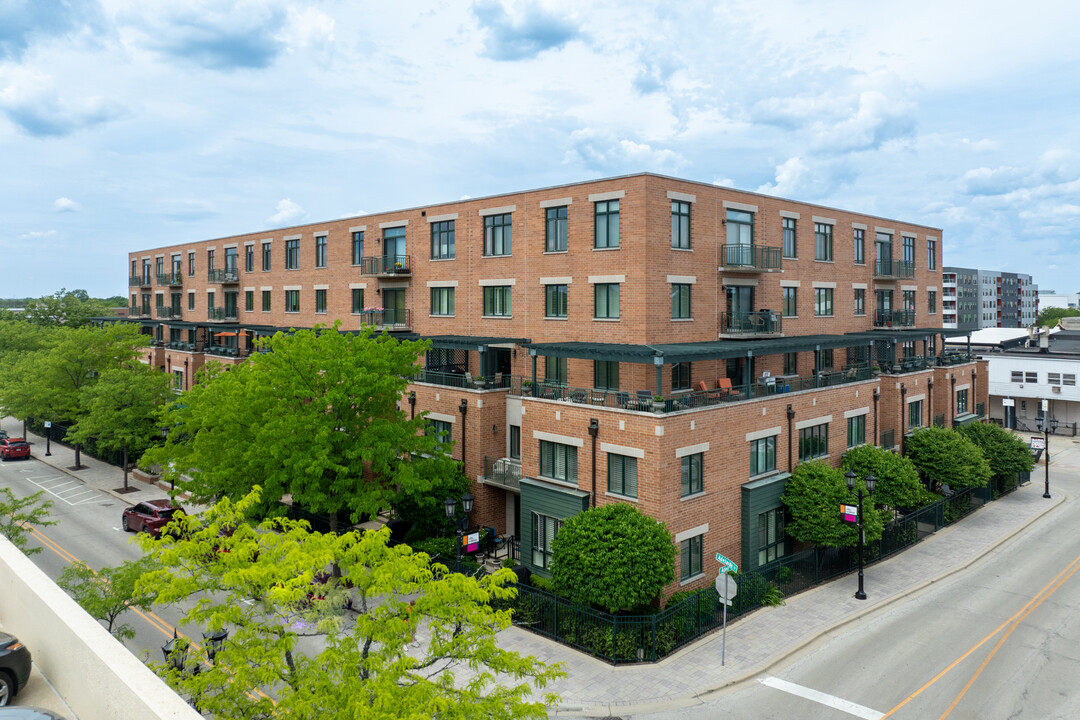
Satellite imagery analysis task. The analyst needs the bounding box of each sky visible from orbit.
[1,0,1079,298]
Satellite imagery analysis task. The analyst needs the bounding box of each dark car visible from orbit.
[0,708,71,719]
[0,632,32,706]
[121,499,181,537]
[0,439,30,461]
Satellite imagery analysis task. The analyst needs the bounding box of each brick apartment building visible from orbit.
[123,172,986,595]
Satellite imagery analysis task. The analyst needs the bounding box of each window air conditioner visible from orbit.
[1053,386,1062,393]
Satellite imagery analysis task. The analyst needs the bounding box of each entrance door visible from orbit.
[383,227,406,272]
[485,348,512,380]
[725,285,754,332]
[876,234,892,274]
[876,289,893,326]
[382,288,406,326]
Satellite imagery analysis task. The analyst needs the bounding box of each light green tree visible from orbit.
[0,488,57,555]
[58,558,157,641]
[22,288,115,328]
[138,489,563,720]
[141,323,459,528]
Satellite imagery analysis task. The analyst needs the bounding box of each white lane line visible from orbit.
[760,677,884,720]
[22,476,98,507]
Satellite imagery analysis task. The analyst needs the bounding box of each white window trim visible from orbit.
[812,281,837,289]
[479,278,517,287]
[795,415,833,431]
[667,190,696,203]
[779,210,801,219]
[722,200,758,213]
[426,280,459,288]
[478,205,516,217]
[540,276,573,285]
[348,225,367,232]
[852,223,868,230]
[675,442,710,458]
[348,283,366,289]
[843,407,870,419]
[533,430,584,447]
[667,275,697,285]
[427,412,456,424]
[906,394,926,404]
[588,190,625,202]
[780,280,801,288]
[426,213,458,223]
[539,197,572,208]
[745,426,782,442]
[378,220,409,229]
[588,275,626,284]
[812,216,836,225]
[599,442,645,459]
[674,524,709,543]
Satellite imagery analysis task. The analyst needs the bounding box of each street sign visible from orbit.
[1043,399,1049,412]
[715,572,738,604]
[841,504,858,523]
[715,552,738,574]
[44,421,52,428]
[1030,437,1046,450]
[462,532,481,553]
[1002,398,1015,407]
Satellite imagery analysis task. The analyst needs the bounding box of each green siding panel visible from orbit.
[740,472,790,572]
[519,477,590,576]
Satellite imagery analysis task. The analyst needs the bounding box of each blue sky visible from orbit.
[2,0,1078,298]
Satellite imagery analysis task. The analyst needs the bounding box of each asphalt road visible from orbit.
[622,467,1080,720]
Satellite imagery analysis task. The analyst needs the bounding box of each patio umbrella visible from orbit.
[214,331,237,337]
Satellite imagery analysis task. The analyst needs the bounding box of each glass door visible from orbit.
[382,288,406,325]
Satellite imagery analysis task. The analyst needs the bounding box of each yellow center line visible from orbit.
[883,550,1080,718]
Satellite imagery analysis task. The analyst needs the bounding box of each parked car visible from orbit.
[0,439,30,461]
[0,708,71,719]
[0,632,32,706]
[121,499,182,537]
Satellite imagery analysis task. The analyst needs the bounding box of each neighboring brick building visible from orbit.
[123,172,986,596]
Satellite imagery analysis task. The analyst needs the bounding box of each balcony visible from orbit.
[156,272,183,287]
[718,244,782,272]
[204,344,250,359]
[129,304,152,318]
[359,307,411,330]
[874,259,916,279]
[166,340,201,352]
[207,268,240,284]
[873,310,915,328]
[155,306,182,319]
[482,456,521,493]
[129,275,152,287]
[718,310,782,337]
[358,255,412,276]
[207,307,239,322]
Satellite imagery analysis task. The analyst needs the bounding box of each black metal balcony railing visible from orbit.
[719,244,782,272]
[155,306,181,319]
[897,260,915,278]
[207,268,240,284]
[204,344,249,358]
[128,275,144,287]
[207,307,239,322]
[359,308,411,330]
[880,428,896,448]
[719,310,782,335]
[873,310,915,328]
[937,352,974,366]
[358,255,412,276]
[167,340,201,352]
[482,456,522,492]
[156,272,183,286]
[873,259,916,278]
[412,369,470,388]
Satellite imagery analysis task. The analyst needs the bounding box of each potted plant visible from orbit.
[474,375,486,388]
[521,379,533,396]
[652,394,666,413]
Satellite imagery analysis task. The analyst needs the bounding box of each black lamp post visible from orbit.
[443,491,474,569]
[161,629,189,672]
[1038,414,1059,499]
[845,471,876,600]
[45,421,52,456]
[203,627,228,663]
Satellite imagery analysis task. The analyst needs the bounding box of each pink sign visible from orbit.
[840,504,858,523]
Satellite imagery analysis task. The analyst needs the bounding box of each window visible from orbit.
[594,199,620,248]
[155,293,164,309]
[155,257,164,277]
[285,239,300,269]
[671,284,691,319]
[680,535,703,581]
[681,453,703,497]
[784,352,797,376]
[509,425,521,459]
[799,423,828,460]
[750,436,776,476]
[847,415,866,448]
[285,289,299,313]
[188,293,195,310]
[594,283,620,319]
[545,356,567,384]
[607,454,637,498]
[351,231,364,265]
[814,223,833,261]
[782,287,797,317]
[908,400,923,430]
[819,349,834,371]
[854,288,866,316]
[956,388,969,415]
[244,290,254,312]
[672,200,691,249]
[206,291,215,309]
[532,513,562,569]
[726,209,753,244]
[545,206,567,252]
[351,288,363,314]
[1011,371,1023,383]
[594,360,619,390]
[903,290,916,312]
[758,508,786,566]
[483,213,512,256]
[431,220,455,260]
[262,242,272,271]
[245,245,254,273]
[315,289,327,314]
[430,287,454,316]
[902,236,915,267]
[1065,374,1077,386]
[188,251,195,277]
[262,290,272,312]
[426,419,452,444]
[545,284,567,318]
[671,361,691,391]
[854,229,865,265]
[782,217,796,258]
[814,288,833,316]
[482,286,511,316]
[928,290,937,314]
[539,440,577,483]
[315,236,327,268]
[928,238,937,270]
[207,249,215,270]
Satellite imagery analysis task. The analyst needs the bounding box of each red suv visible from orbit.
[0,439,30,461]
[121,499,182,537]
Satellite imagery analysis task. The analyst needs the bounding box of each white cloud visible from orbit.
[18,230,58,240]
[267,198,306,226]
[0,69,124,137]
[53,197,80,212]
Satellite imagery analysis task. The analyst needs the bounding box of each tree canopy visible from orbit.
[137,490,563,720]
[904,426,991,493]
[841,443,926,511]
[58,557,156,642]
[21,288,117,328]
[140,323,459,525]
[549,502,676,613]
[782,461,886,549]
[957,422,1035,482]
[1037,306,1080,328]
[0,488,57,555]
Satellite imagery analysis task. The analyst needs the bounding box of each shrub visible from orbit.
[841,444,923,512]
[905,427,991,494]
[958,422,1035,484]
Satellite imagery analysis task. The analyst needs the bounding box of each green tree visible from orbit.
[957,422,1035,485]
[549,503,676,613]
[1037,306,1080,328]
[782,461,886,549]
[138,489,563,720]
[0,488,57,555]
[58,558,157,641]
[392,467,471,540]
[905,426,991,494]
[66,365,172,490]
[22,288,115,328]
[141,323,459,527]
[841,444,926,513]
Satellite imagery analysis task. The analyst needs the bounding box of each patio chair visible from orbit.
[635,389,653,410]
[464,372,474,388]
[717,377,741,399]
[493,372,503,387]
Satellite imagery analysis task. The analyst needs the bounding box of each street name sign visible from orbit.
[715,552,738,574]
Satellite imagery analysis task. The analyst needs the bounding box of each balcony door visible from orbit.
[383,287,406,325]
[725,285,754,331]
[383,227,406,271]
[876,233,892,273]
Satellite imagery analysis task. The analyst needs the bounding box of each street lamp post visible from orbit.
[443,491,474,570]
[1038,413,1059,499]
[845,471,876,600]
[203,627,228,663]
[45,421,52,456]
